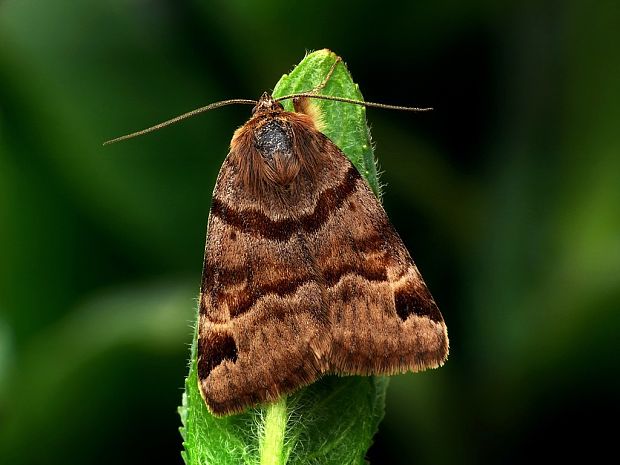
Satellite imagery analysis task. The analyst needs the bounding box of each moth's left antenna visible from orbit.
[103,99,258,146]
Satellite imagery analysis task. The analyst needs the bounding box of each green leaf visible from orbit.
[180,49,388,465]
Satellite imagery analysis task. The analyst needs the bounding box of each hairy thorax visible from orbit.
[227,95,339,217]
[230,108,326,200]
[254,117,300,186]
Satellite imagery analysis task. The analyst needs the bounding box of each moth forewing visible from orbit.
[196,94,448,416]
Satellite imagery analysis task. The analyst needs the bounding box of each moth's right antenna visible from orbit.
[275,93,433,112]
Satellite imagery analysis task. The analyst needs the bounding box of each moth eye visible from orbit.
[198,331,238,379]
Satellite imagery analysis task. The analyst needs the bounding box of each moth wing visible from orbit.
[309,140,449,375]
[197,155,328,416]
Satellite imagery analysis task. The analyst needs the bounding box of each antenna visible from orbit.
[103,92,432,146]
[275,93,433,112]
[103,99,257,146]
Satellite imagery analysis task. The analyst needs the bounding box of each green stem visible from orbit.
[259,396,288,465]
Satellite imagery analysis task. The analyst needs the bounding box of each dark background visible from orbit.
[1,1,618,464]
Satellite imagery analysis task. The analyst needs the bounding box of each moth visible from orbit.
[105,63,449,416]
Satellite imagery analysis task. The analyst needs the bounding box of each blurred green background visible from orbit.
[1,1,618,464]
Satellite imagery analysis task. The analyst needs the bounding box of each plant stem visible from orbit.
[259,396,288,465]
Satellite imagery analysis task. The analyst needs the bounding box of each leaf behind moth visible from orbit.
[180,49,388,465]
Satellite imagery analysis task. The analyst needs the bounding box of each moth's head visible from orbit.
[252,92,284,115]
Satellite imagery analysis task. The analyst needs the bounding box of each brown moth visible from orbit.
[196,93,449,416]
[104,66,449,417]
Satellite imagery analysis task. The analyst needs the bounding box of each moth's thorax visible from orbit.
[254,118,293,160]
[250,114,299,186]
[251,94,294,163]
[231,96,323,191]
